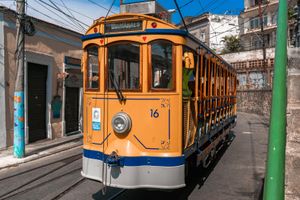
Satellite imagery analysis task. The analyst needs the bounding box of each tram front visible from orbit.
[81,14,186,189]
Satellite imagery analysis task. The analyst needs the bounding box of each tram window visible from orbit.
[151,41,173,89]
[182,46,196,97]
[86,45,99,89]
[108,43,140,90]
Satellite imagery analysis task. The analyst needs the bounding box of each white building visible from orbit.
[180,13,239,54]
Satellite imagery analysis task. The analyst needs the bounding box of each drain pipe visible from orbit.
[263,0,288,199]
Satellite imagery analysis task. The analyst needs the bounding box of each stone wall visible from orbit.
[237,90,272,119]
[285,48,300,200]
[221,49,274,119]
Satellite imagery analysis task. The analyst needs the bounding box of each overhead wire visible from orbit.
[209,2,270,40]
[49,0,94,20]
[196,0,221,15]
[29,0,83,32]
[59,0,86,29]
[34,0,81,30]
[38,0,89,28]
[26,3,79,32]
[49,0,86,32]
[87,0,117,14]
[178,0,195,9]
[208,0,231,14]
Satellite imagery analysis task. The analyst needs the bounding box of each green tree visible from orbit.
[221,35,241,54]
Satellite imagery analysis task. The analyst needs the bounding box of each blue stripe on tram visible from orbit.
[81,29,188,41]
[83,149,185,167]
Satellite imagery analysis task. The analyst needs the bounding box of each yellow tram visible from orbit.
[81,13,237,189]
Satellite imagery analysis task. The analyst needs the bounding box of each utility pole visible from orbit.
[263,0,287,199]
[14,0,25,158]
[258,0,267,85]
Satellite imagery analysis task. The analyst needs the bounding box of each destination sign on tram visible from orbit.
[105,21,142,33]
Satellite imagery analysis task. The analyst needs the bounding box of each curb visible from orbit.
[0,135,83,171]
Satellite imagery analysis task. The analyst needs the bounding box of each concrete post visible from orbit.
[13,0,25,158]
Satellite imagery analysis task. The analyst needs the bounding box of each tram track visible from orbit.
[52,183,127,200]
[0,155,82,200]
[0,153,82,182]
[0,150,128,200]
[50,177,87,200]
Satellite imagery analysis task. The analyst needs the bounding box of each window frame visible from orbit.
[148,40,176,92]
[85,44,100,92]
[105,41,143,92]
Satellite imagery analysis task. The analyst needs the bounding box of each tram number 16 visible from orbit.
[150,109,159,118]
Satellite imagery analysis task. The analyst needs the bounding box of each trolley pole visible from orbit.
[263,0,287,199]
[14,0,25,158]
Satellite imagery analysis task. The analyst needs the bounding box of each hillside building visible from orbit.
[180,13,240,54]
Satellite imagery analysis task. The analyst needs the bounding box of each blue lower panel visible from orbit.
[83,149,185,167]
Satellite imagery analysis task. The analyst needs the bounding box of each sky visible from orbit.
[0,0,244,33]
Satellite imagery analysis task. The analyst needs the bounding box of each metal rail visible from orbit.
[51,177,86,200]
[0,156,82,200]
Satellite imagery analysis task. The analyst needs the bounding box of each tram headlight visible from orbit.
[111,112,132,134]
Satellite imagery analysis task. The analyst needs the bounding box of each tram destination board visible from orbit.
[105,21,142,33]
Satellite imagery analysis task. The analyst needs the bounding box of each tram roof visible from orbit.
[83,13,235,72]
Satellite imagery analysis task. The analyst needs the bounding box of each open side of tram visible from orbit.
[81,13,237,189]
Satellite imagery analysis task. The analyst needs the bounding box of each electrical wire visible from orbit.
[49,0,86,32]
[49,0,94,20]
[196,0,221,15]
[209,1,271,40]
[38,0,89,27]
[178,0,195,10]
[87,0,117,14]
[26,3,80,32]
[32,0,81,32]
[59,0,85,29]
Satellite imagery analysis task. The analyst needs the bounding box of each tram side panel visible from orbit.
[182,50,237,166]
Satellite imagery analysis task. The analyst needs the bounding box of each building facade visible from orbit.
[240,0,279,51]
[0,7,83,149]
[181,13,239,53]
[221,0,297,116]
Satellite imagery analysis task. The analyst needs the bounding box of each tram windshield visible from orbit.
[151,40,173,89]
[108,43,140,90]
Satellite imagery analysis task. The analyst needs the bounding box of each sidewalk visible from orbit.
[0,134,83,171]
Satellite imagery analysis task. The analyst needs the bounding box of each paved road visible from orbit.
[0,112,268,200]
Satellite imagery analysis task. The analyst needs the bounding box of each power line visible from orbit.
[87,0,117,14]
[196,0,221,15]
[49,0,86,32]
[38,0,89,27]
[29,0,84,32]
[26,3,81,32]
[50,0,94,20]
[179,0,195,9]
[209,1,271,40]
[208,0,229,13]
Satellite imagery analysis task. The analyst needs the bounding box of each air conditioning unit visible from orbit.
[120,1,171,22]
